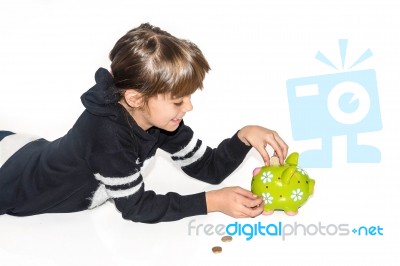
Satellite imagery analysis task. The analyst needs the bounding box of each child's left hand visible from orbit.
[238,125,288,165]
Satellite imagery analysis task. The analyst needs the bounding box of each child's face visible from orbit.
[134,93,193,132]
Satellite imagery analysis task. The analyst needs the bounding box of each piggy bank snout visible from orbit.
[309,179,315,195]
[253,167,261,176]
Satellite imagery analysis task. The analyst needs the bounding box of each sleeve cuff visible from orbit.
[180,192,208,217]
[230,130,252,156]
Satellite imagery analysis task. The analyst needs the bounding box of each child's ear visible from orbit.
[123,89,144,108]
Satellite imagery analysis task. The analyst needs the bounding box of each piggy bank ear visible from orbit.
[282,166,297,184]
[253,167,261,176]
[285,152,299,166]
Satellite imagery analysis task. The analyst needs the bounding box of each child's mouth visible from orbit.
[172,118,182,123]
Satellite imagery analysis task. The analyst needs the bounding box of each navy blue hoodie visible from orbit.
[0,68,251,223]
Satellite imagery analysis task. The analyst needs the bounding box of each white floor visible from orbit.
[1,153,399,266]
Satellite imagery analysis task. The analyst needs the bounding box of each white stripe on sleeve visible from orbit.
[173,143,207,167]
[171,135,198,158]
[106,182,143,198]
[94,172,140,186]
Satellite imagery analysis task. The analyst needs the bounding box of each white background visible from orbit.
[1,0,399,265]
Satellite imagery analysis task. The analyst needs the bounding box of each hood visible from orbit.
[81,68,121,118]
[80,68,156,141]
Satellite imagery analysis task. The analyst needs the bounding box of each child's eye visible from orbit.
[174,101,184,106]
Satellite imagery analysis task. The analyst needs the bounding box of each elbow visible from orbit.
[205,173,229,185]
[115,200,155,223]
[120,210,160,224]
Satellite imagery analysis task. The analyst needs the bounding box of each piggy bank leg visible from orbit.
[263,206,274,216]
[285,210,298,216]
[262,210,274,216]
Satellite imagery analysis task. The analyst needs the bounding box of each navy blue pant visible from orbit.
[0,131,14,141]
[0,130,15,215]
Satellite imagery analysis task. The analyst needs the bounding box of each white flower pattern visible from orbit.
[261,171,273,183]
[262,192,274,204]
[291,188,303,202]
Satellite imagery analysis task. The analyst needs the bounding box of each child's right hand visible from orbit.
[206,187,264,218]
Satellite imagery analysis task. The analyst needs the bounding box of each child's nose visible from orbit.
[183,97,193,112]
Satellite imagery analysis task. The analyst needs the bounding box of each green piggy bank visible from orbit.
[251,152,315,216]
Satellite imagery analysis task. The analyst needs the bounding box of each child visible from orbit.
[0,23,288,223]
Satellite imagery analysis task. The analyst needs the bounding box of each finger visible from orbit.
[233,186,260,199]
[266,137,286,165]
[238,203,264,218]
[250,204,265,217]
[233,188,263,208]
[254,145,270,165]
[242,196,263,208]
[273,133,289,164]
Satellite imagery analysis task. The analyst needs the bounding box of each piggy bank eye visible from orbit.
[306,181,309,184]
[298,181,301,184]
[265,186,269,189]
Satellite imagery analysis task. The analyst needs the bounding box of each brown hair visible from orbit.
[109,23,210,103]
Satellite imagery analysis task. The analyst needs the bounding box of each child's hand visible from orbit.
[206,187,264,218]
[238,125,288,165]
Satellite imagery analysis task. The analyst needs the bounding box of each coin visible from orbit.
[270,156,280,166]
[212,246,222,254]
[221,235,232,242]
